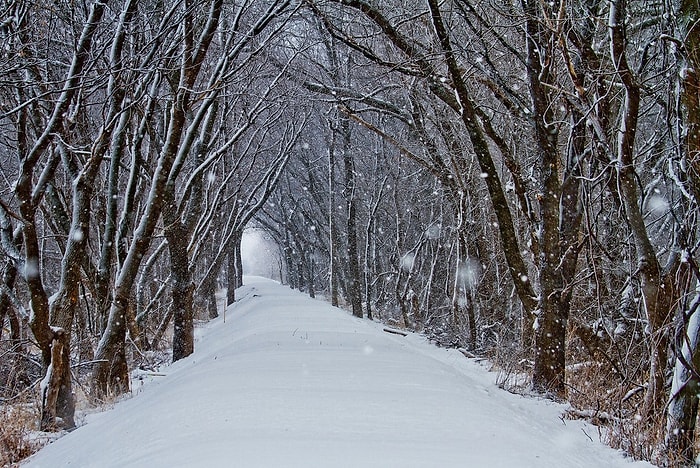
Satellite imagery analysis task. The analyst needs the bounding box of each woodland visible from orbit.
[1,0,699,466]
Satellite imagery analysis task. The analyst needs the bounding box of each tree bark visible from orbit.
[521,0,567,397]
[341,118,364,318]
[168,223,195,362]
[328,133,340,307]
[609,0,674,418]
[665,0,700,459]
[666,290,700,462]
[227,230,243,305]
[680,0,700,203]
[0,264,21,350]
[162,172,197,362]
[40,329,72,430]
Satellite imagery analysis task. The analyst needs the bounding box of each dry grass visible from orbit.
[562,328,684,466]
[483,323,678,466]
[490,347,532,394]
[0,396,53,467]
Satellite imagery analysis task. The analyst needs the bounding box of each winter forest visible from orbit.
[1,0,699,465]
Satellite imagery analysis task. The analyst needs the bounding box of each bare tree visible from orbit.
[665,0,700,461]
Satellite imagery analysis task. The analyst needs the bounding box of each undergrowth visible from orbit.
[1,396,45,467]
[467,319,691,467]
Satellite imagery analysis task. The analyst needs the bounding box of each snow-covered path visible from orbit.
[26,277,652,467]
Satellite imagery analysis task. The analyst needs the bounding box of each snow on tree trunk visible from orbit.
[40,328,74,430]
[665,0,700,459]
[167,221,195,362]
[666,290,700,462]
[521,0,567,397]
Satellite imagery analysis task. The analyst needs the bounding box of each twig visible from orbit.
[581,427,594,442]
[71,359,108,369]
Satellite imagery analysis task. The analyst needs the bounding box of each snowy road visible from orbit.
[26,277,652,467]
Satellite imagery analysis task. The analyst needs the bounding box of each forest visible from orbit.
[1,0,699,465]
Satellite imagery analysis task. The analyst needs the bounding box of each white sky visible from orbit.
[241,229,281,281]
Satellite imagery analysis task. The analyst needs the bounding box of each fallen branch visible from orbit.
[135,372,167,377]
[71,359,108,369]
[383,328,407,336]
[458,348,478,359]
[566,408,620,425]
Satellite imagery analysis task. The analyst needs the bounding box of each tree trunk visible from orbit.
[0,264,22,350]
[364,212,375,320]
[666,291,700,463]
[235,233,244,289]
[94,0,138,335]
[207,286,219,320]
[680,0,700,203]
[609,0,673,418]
[664,1,700,458]
[341,118,363,318]
[94,108,130,332]
[329,136,340,307]
[199,277,219,319]
[520,0,567,396]
[166,221,195,362]
[93,292,131,398]
[1,264,30,389]
[307,254,316,299]
[227,231,243,305]
[40,329,72,430]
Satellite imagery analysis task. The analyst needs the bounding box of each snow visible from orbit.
[645,195,669,215]
[399,252,415,271]
[25,277,653,467]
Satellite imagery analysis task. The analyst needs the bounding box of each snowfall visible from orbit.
[25,276,655,467]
